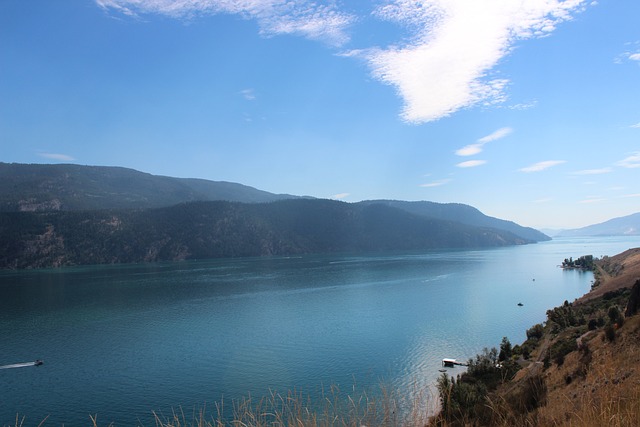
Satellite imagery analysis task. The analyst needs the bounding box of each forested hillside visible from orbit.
[361,200,550,242]
[0,199,534,269]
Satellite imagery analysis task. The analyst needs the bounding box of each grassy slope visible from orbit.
[475,247,640,427]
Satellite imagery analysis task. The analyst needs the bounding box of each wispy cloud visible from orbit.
[478,127,512,144]
[570,167,612,175]
[616,152,640,168]
[579,196,606,204]
[507,100,538,110]
[621,193,640,198]
[456,127,512,156]
[96,0,355,46]
[630,122,640,128]
[455,144,484,157]
[361,0,588,123]
[519,160,566,173]
[420,178,451,187]
[457,160,486,168]
[240,89,256,101]
[97,1,589,122]
[533,197,553,203]
[615,41,640,64]
[37,152,76,161]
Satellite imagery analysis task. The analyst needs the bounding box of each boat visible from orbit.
[34,360,43,366]
[517,302,523,306]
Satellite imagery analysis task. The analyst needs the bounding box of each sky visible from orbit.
[1,0,639,229]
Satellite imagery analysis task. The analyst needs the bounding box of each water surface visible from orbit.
[0,237,636,424]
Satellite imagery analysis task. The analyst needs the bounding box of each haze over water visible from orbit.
[1,237,636,425]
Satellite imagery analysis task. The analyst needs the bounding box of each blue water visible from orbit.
[0,237,637,425]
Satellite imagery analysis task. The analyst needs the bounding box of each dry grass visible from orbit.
[6,383,438,427]
[476,313,640,427]
[149,384,438,427]
[146,386,433,427]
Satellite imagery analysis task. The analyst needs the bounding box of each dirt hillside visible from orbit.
[479,247,640,427]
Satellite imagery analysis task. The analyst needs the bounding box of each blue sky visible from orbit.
[1,0,639,229]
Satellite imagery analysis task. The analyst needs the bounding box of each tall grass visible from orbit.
[151,383,438,427]
[7,383,438,427]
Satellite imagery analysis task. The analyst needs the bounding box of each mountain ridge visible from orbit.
[555,212,640,237]
[360,199,549,243]
[0,162,554,269]
[0,162,547,241]
[0,162,301,211]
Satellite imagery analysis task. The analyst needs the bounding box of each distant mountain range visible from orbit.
[0,162,551,269]
[551,212,640,237]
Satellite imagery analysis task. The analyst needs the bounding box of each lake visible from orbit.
[1,236,637,425]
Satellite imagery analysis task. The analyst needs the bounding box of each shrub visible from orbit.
[604,323,616,342]
[550,338,577,366]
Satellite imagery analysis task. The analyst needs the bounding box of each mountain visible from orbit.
[539,228,563,238]
[0,199,536,269]
[556,212,640,237]
[361,200,550,242]
[0,163,551,269]
[0,162,299,211]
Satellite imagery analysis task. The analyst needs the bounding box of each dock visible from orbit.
[442,358,467,368]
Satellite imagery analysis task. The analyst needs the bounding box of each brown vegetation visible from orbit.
[435,247,640,427]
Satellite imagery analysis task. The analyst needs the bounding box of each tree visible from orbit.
[499,337,512,361]
[526,323,544,340]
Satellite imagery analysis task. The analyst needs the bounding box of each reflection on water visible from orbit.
[0,237,635,425]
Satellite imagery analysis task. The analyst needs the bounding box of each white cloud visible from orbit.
[570,167,612,175]
[456,127,512,156]
[331,192,350,200]
[362,0,588,123]
[420,178,451,187]
[457,160,486,168]
[631,122,640,128]
[37,152,76,161]
[519,160,566,172]
[240,89,256,101]
[96,1,589,123]
[478,127,512,144]
[621,193,640,198]
[579,196,606,204]
[616,152,640,168]
[615,42,640,64]
[96,0,355,46]
[455,144,483,156]
[508,100,538,110]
